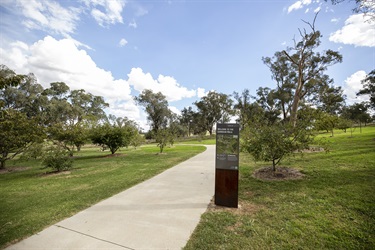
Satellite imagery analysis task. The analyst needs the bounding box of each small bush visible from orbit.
[42,146,73,172]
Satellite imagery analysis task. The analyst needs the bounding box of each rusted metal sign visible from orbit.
[215,123,239,208]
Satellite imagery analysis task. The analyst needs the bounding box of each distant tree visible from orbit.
[357,69,375,109]
[342,102,371,133]
[233,89,254,129]
[315,84,346,114]
[194,91,233,135]
[134,89,171,133]
[180,106,195,136]
[315,112,340,136]
[0,65,24,90]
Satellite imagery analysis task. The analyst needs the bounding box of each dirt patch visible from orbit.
[299,146,324,153]
[207,199,263,216]
[253,166,305,181]
[0,166,30,174]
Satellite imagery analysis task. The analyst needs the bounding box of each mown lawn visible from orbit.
[0,144,206,249]
[185,126,375,249]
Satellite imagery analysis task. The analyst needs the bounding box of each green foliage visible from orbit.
[0,109,44,169]
[242,122,311,171]
[155,128,171,153]
[91,123,136,154]
[130,133,145,149]
[134,89,171,133]
[0,65,24,90]
[42,145,73,172]
[357,69,375,109]
[194,91,234,135]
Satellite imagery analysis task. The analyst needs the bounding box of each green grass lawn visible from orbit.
[0,144,206,249]
[185,126,375,250]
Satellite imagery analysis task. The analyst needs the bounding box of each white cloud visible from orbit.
[0,36,139,123]
[331,18,340,23]
[343,70,369,104]
[197,88,208,98]
[119,38,128,47]
[169,106,181,115]
[127,68,197,102]
[329,14,375,47]
[6,0,81,36]
[129,19,137,28]
[287,0,312,13]
[82,0,125,26]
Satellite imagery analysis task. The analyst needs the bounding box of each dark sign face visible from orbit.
[215,123,239,170]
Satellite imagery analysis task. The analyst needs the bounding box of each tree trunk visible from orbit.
[272,160,276,172]
[290,94,300,128]
[0,160,5,170]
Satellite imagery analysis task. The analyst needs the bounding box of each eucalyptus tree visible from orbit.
[357,69,375,109]
[266,13,343,126]
[233,89,254,129]
[43,82,109,153]
[134,89,172,133]
[194,91,233,135]
[180,106,195,136]
[0,65,24,90]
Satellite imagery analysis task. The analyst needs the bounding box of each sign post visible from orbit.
[215,123,240,208]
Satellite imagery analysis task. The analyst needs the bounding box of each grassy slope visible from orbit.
[0,144,206,249]
[185,126,375,249]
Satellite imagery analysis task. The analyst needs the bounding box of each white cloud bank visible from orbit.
[343,70,369,104]
[6,0,81,36]
[127,68,197,102]
[329,14,375,47]
[0,36,200,130]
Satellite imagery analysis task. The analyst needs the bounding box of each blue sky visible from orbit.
[0,0,374,130]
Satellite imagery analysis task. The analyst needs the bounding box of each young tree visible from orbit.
[242,119,313,171]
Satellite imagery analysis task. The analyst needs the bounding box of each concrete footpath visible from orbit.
[7,145,215,250]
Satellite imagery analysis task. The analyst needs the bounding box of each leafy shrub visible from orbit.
[42,146,73,172]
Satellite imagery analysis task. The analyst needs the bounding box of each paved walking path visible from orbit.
[7,145,215,250]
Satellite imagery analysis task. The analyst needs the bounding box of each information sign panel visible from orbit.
[215,123,239,208]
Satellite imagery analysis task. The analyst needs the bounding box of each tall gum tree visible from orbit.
[281,13,343,126]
